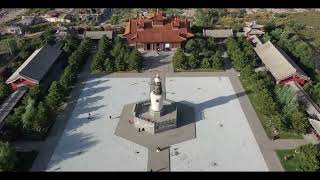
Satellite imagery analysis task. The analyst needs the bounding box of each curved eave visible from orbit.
[6,74,39,84]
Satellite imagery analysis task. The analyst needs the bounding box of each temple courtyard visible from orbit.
[46,76,268,171]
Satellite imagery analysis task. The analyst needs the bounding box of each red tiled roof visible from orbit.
[149,10,167,21]
[123,12,193,43]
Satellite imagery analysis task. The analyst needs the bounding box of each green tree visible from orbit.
[63,35,79,56]
[290,111,309,134]
[298,144,320,172]
[60,65,77,93]
[0,82,12,100]
[33,101,50,134]
[307,82,320,106]
[211,51,223,69]
[275,85,299,115]
[266,113,285,132]
[91,35,111,72]
[104,57,115,73]
[115,56,126,71]
[7,38,19,55]
[193,9,220,27]
[0,142,17,172]
[6,106,25,129]
[184,39,198,54]
[206,37,216,51]
[172,48,188,70]
[91,50,107,71]
[201,57,211,69]
[187,54,198,69]
[264,19,276,32]
[22,85,41,105]
[21,98,37,131]
[42,28,55,45]
[45,81,63,110]
[128,49,143,72]
[262,33,272,43]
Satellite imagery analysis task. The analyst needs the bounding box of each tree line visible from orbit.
[91,36,143,73]
[263,25,320,110]
[263,27,314,74]
[173,37,224,71]
[226,37,309,138]
[0,82,12,105]
[5,36,92,140]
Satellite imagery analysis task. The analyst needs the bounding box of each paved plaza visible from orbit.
[166,77,268,171]
[46,77,150,171]
[45,75,268,171]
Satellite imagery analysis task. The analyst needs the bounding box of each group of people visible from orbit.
[87,113,112,120]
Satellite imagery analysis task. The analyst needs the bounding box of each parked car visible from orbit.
[162,47,171,51]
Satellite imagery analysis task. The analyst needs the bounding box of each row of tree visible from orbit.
[0,82,12,104]
[193,9,246,28]
[226,37,257,71]
[227,37,309,137]
[173,37,224,71]
[296,144,320,171]
[0,142,17,172]
[274,85,309,134]
[304,82,320,107]
[91,36,143,73]
[262,27,320,110]
[263,27,314,74]
[6,37,91,138]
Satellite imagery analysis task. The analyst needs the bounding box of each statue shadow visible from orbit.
[176,91,249,127]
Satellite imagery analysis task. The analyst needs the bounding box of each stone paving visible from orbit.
[115,102,196,171]
[46,77,151,171]
[166,77,268,171]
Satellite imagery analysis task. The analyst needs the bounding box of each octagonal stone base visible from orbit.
[114,102,196,150]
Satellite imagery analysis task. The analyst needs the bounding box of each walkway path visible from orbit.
[148,148,170,172]
[12,55,94,171]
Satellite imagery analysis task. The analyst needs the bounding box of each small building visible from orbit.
[77,8,109,24]
[202,29,234,41]
[82,30,114,40]
[19,16,44,26]
[254,41,310,85]
[54,26,78,40]
[6,24,23,34]
[243,21,265,40]
[6,43,63,90]
[44,11,72,23]
[123,10,193,51]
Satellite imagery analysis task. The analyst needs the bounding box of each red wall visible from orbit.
[10,79,37,90]
[279,75,306,85]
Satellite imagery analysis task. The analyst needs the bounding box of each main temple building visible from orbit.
[123,10,193,51]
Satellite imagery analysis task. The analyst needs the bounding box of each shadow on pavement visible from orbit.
[177,91,248,126]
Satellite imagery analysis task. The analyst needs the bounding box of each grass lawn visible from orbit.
[276,149,302,172]
[239,78,303,140]
[15,151,38,172]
